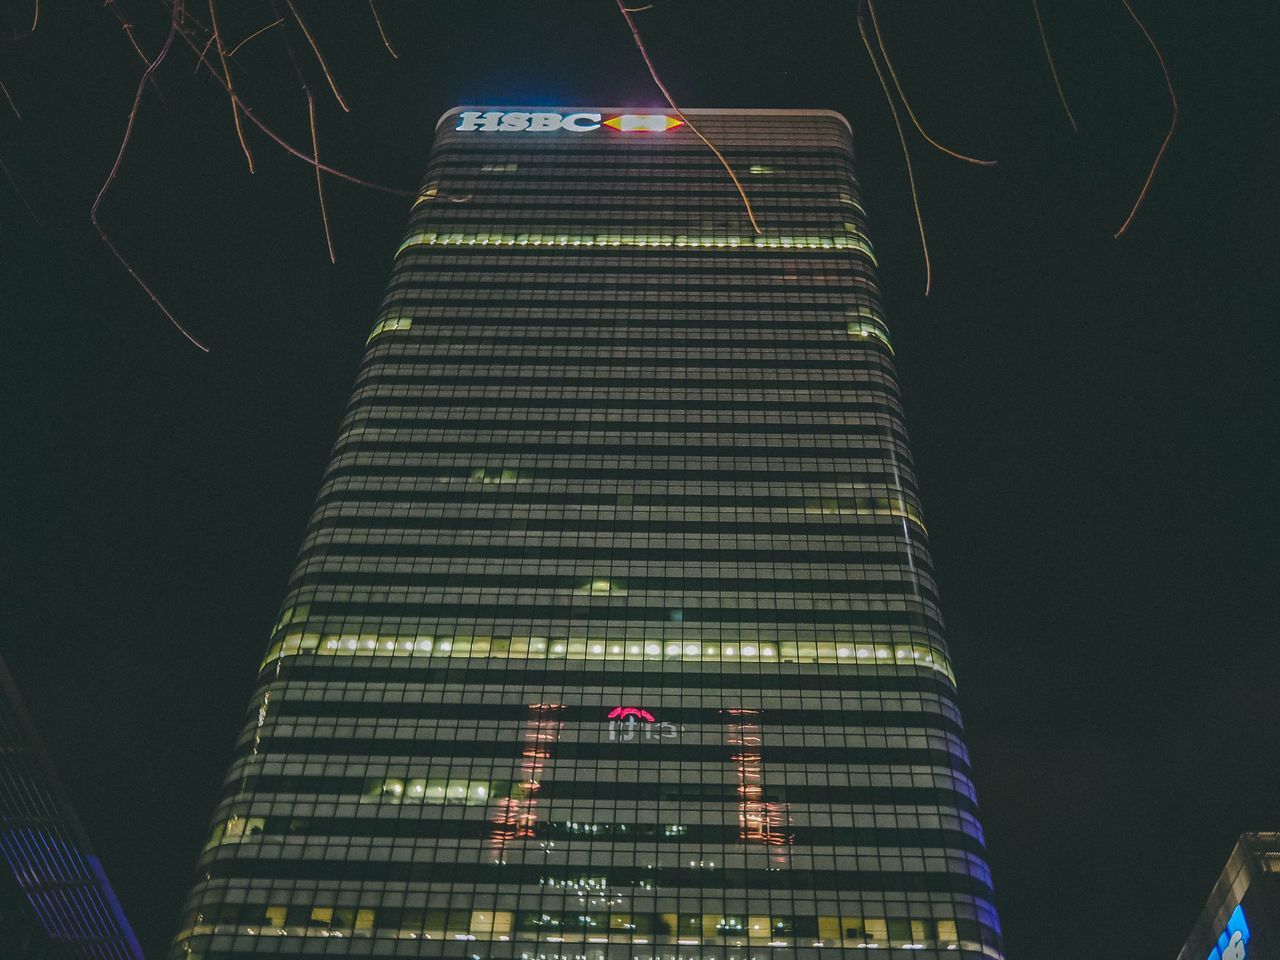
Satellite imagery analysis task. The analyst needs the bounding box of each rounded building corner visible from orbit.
[813,108,853,134]
[435,106,472,130]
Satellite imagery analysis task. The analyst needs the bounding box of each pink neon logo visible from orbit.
[607,707,655,722]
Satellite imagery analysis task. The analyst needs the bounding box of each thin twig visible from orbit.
[31,0,39,32]
[307,90,335,262]
[859,3,931,295]
[283,0,350,112]
[0,75,21,120]
[1032,0,1078,131]
[103,0,150,66]
[208,0,255,171]
[275,0,339,259]
[866,0,995,165]
[194,32,215,74]
[614,0,760,233]
[1114,0,1178,238]
[1,152,43,227]
[175,19,411,197]
[92,0,210,353]
[367,1,397,59]
[228,17,283,57]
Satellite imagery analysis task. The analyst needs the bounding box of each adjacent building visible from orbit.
[0,655,144,960]
[169,106,1004,959]
[1177,832,1280,960]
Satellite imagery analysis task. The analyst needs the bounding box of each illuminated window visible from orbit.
[366,315,412,343]
[846,317,893,353]
[469,467,526,483]
[262,630,954,681]
[578,578,624,596]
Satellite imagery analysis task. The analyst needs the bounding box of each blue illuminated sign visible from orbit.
[1207,905,1250,960]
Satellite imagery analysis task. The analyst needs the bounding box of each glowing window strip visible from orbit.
[800,497,925,531]
[366,316,412,343]
[261,633,954,682]
[395,231,877,264]
[178,906,977,949]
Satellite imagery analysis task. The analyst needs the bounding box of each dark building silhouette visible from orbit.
[1178,832,1280,960]
[0,656,143,960]
[170,106,1003,959]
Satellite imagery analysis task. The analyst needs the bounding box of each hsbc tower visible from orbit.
[169,106,1005,960]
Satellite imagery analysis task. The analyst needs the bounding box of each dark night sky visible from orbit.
[1,3,1277,957]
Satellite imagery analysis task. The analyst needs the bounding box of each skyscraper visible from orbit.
[1177,832,1279,960]
[169,106,1004,959]
[0,655,144,960]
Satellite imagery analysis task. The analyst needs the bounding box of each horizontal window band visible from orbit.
[306,513,924,538]
[384,279,877,296]
[358,345,880,363]
[361,322,890,339]
[341,417,905,442]
[282,573,937,604]
[412,180,863,195]
[384,248,860,267]
[414,186,865,201]
[261,700,962,733]
[312,487,920,510]
[397,233,876,262]
[420,178,859,193]
[294,542,929,573]
[344,396,904,416]
[258,634,952,683]
[409,212,870,229]
[199,858,992,897]
[387,256,879,273]
[329,442,911,463]
[240,737,967,773]
[321,462,912,486]
[428,163,858,178]
[376,296,885,314]
[176,905,995,954]
[304,512,931,542]
[223,772,976,813]
[357,336,892,356]
[263,661,956,694]
[353,372,899,393]
[276,601,941,630]
[432,143,856,160]
[204,816,985,855]
[379,304,884,320]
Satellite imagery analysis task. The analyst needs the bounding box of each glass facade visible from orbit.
[0,655,144,960]
[169,107,1003,960]
[1177,833,1280,960]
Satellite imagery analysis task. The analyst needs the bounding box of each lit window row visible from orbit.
[366,316,412,343]
[396,231,877,262]
[801,497,924,529]
[181,905,990,950]
[260,633,953,681]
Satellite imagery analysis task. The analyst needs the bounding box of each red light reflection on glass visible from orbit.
[724,708,793,855]
[488,703,564,857]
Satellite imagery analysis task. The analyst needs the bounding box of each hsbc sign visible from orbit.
[456,111,601,132]
[454,111,684,133]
